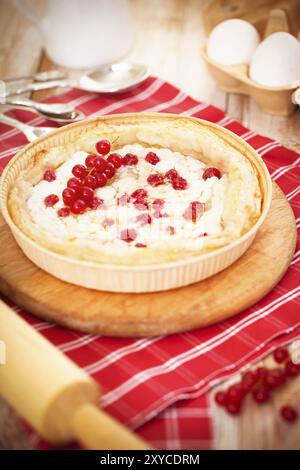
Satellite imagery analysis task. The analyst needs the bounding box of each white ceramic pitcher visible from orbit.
[12,0,134,69]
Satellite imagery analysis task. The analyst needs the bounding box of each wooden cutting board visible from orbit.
[0,183,296,337]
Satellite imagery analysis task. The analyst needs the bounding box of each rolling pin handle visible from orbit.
[70,403,152,450]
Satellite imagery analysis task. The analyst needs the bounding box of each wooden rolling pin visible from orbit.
[0,300,150,449]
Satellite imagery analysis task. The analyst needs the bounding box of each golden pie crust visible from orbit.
[8,114,262,265]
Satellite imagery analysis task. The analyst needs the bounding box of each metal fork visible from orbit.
[0,113,55,142]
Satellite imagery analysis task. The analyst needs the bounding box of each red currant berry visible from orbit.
[62,188,78,206]
[147,173,164,187]
[90,197,104,209]
[67,177,82,191]
[252,385,269,404]
[120,228,137,243]
[123,153,138,166]
[280,405,298,423]
[80,186,94,204]
[203,167,222,180]
[172,177,188,190]
[225,401,241,415]
[44,194,59,207]
[117,194,130,206]
[145,151,160,165]
[43,169,56,182]
[94,172,107,188]
[226,384,244,403]
[264,369,286,389]
[107,153,123,168]
[136,213,152,225]
[102,162,116,179]
[70,199,87,215]
[134,200,149,211]
[135,243,147,248]
[154,198,165,206]
[83,175,98,189]
[214,391,227,407]
[241,371,259,393]
[183,201,204,223]
[256,367,268,381]
[165,169,178,182]
[57,207,70,217]
[131,188,148,200]
[94,156,108,172]
[284,360,300,378]
[72,164,87,179]
[273,347,290,364]
[96,139,111,155]
[85,154,97,168]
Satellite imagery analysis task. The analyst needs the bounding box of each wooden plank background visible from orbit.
[0,0,299,450]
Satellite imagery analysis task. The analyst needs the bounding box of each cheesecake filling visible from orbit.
[26,144,227,253]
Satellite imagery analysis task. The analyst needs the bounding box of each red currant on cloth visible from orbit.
[145,151,160,165]
[57,207,70,217]
[225,401,241,416]
[72,164,86,179]
[226,384,244,403]
[70,199,87,215]
[147,173,164,187]
[44,194,59,207]
[107,153,123,168]
[43,169,56,182]
[123,153,138,166]
[273,347,290,364]
[284,360,300,377]
[280,405,298,423]
[96,139,111,155]
[263,369,286,390]
[214,391,227,407]
[202,167,222,180]
[252,385,270,404]
[241,370,259,392]
[120,228,137,243]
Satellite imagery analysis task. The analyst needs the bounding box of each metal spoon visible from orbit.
[0,113,54,141]
[1,97,85,123]
[3,63,149,97]
[4,70,67,83]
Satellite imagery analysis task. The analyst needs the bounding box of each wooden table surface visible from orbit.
[0,0,299,450]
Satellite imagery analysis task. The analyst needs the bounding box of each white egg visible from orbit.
[206,19,260,65]
[249,32,300,87]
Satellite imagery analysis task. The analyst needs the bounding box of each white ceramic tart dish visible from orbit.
[0,113,272,293]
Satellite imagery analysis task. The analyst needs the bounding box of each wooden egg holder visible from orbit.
[200,8,300,116]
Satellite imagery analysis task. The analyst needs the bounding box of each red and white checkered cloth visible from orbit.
[0,76,299,450]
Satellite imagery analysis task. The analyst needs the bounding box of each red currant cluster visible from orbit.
[214,346,299,423]
[43,139,139,216]
[147,166,221,191]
